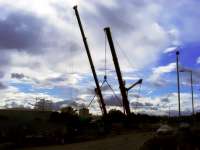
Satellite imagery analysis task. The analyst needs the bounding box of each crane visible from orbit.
[73,6,107,116]
[126,79,143,92]
[104,27,130,115]
[104,27,142,116]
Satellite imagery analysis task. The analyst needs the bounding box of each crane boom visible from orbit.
[73,6,107,116]
[126,79,143,91]
[104,27,131,116]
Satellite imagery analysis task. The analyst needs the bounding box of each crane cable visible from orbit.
[104,32,107,78]
[103,32,122,106]
[114,38,144,110]
[115,40,135,70]
[87,81,105,108]
[115,38,144,80]
[87,33,123,108]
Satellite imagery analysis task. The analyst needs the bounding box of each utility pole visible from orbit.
[104,27,131,116]
[73,6,107,116]
[190,71,195,115]
[176,51,181,117]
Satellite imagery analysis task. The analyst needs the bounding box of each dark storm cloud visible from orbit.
[0,71,4,78]
[131,101,155,108]
[0,82,7,90]
[53,0,146,35]
[0,10,45,52]
[47,76,66,83]
[105,95,122,106]
[0,6,79,54]
[85,84,112,96]
[0,50,11,68]
[96,4,133,32]
[131,101,144,107]
[69,42,80,52]
[129,93,141,98]
[101,84,112,91]
[161,97,169,103]
[144,102,154,107]
[129,0,147,6]
[11,73,25,79]
[83,1,135,34]
[53,100,86,110]
[0,52,9,89]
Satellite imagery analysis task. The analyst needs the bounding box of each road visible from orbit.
[23,131,153,150]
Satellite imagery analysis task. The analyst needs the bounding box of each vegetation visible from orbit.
[1,108,200,149]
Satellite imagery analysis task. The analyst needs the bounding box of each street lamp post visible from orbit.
[190,71,195,115]
[176,51,181,117]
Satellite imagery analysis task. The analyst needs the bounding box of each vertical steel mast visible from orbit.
[104,27,131,116]
[73,6,107,116]
[176,51,181,117]
[190,71,194,115]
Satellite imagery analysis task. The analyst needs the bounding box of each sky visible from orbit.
[0,0,200,116]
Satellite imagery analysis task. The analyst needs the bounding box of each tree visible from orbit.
[60,106,77,115]
[108,109,125,123]
[34,98,53,111]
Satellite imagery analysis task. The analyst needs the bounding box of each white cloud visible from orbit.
[163,46,178,53]
[153,63,176,75]
[0,86,63,108]
[148,62,176,86]
[0,0,199,114]
[0,0,198,77]
[0,0,171,92]
[128,92,199,116]
[197,57,200,64]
